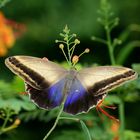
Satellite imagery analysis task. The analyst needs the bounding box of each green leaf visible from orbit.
[0,99,20,113]
[132,63,140,74]
[11,76,25,93]
[104,95,121,104]
[0,0,10,8]
[124,130,140,140]
[20,101,36,111]
[116,41,140,65]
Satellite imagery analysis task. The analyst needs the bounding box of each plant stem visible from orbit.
[66,40,72,65]
[60,117,92,140]
[60,116,79,121]
[106,28,115,65]
[43,97,66,140]
[61,48,70,65]
[80,120,92,140]
[0,108,10,135]
[119,100,125,140]
[91,36,107,44]
[116,41,140,65]
[70,44,76,58]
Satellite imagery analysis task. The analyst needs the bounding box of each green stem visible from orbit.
[119,100,125,140]
[43,96,67,140]
[70,44,76,58]
[61,48,70,65]
[106,28,115,65]
[80,120,92,140]
[0,108,10,135]
[91,36,107,44]
[60,117,92,140]
[60,117,79,121]
[1,123,19,133]
[66,40,72,65]
[116,41,140,65]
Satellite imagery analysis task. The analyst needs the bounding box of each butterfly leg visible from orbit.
[96,100,119,123]
[19,91,28,95]
[102,104,117,110]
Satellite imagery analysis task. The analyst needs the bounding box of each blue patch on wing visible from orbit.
[64,78,89,114]
[47,79,65,107]
[27,79,66,109]
[63,78,106,115]
[27,77,106,114]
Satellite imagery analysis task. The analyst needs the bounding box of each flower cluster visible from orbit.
[0,12,25,57]
[0,12,15,56]
[56,25,90,67]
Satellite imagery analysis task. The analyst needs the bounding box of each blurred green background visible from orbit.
[0,0,140,140]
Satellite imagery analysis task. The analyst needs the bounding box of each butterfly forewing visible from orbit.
[78,66,137,96]
[5,56,67,89]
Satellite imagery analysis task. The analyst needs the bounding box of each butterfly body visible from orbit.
[5,56,137,115]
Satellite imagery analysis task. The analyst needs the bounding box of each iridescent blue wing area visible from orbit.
[64,77,106,115]
[25,78,66,109]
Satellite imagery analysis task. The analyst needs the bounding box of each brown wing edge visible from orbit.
[88,69,138,96]
[5,56,50,89]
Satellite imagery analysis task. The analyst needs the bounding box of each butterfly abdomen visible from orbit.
[63,70,78,95]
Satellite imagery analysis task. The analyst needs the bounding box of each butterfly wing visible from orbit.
[5,56,68,109]
[64,66,137,115]
[63,76,106,115]
[78,66,137,96]
[5,57,137,114]
[5,56,67,90]
[25,77,67,109]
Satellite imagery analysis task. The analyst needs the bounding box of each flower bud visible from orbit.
[72,34,77,37]
[85,48,90,53]
[14,119,21,126]
[55,40,59,43]
[72,55,79,64]
[74,39,80,44]
[59,44,64,49]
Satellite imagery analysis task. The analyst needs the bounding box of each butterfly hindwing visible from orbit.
[63,76,107,114]
[25,77,67,109]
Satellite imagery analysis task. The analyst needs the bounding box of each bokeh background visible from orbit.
[0,0,140,140]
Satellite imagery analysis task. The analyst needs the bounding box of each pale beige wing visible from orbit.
[5,56,67,90]
[78,66,137,96]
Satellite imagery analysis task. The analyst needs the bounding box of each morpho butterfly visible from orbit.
[5,56,137,115]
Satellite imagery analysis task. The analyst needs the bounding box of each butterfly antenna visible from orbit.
[96,100,119,123]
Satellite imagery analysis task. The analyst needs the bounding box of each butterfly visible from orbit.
[5,56,137,115]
